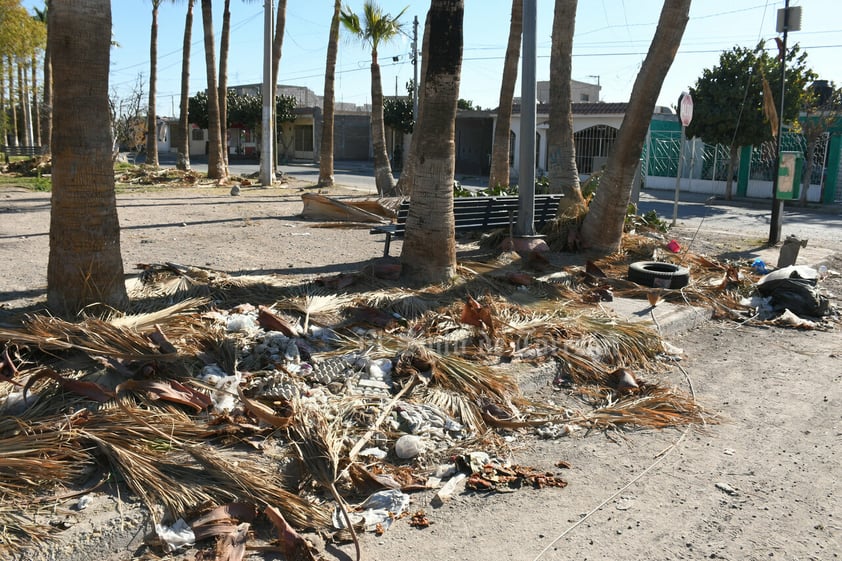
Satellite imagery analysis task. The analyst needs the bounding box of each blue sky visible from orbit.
[22,0,841,116]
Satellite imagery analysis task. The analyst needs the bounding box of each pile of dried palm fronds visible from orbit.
[0,235,754,558]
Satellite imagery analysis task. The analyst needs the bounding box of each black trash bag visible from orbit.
[756,276,829,318]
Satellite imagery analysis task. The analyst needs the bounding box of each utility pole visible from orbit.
[515,0,537,237]
[260,0,275,187]
[769,1,801,244]
[412,15,419,122]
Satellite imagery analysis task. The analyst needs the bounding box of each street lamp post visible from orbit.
[260,0,275,187]
[768,1,801,244]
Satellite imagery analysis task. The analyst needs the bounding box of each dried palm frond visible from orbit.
[582,385,714,430]
[110,297,209,330]
[570,315,665,371]
[288,406,360,561]
[185,446,331,531]
[0,314,177,362]
[0,415,90,493]
[129,263,221,301]
[420,386,485,434]
[361,288,440,319]
[0,506,54,553]
[273,289,353,331]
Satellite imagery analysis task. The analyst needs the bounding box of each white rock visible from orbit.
[394,434,424,459]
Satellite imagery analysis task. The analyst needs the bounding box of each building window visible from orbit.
[294,125,314,152]
[580,93,590,102]
[191,128,204,141]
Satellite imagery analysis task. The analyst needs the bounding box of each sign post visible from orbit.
[672,93,693,226]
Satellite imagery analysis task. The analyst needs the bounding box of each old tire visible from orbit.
[627,261,690,289]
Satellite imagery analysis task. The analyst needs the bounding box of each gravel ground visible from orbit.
[1,180,840,561]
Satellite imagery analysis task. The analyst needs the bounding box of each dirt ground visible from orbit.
[1,180,840,561]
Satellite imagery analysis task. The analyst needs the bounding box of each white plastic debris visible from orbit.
[154,518,195,552]
[198,368,242,414]
[332,490,410,532]
[433,473,467,503]
[225,313,258,333]
[394,434,425,459]
[368,358,392,378]
[76,495,93,511]
[432,464,457,479]
[358,447,388,459]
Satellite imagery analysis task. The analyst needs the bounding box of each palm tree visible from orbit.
[36,1,52,154]
[547,0,585,212]
[176,0,194,170]
[400,0,463,284]
[340,2,407,197]
[272,0,287,175]
[218,0,231,168]
[580,0,690,254]
[200,0,227,180]
[145,0,163,168]
[488,0,521,189]
[48,0,128,315]
[5,58,16,146]
[318,0,342,188]
[30,5,48,147]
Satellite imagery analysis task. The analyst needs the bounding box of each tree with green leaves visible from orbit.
[686,44,816,200]
[797,81,841,205]
[190,90,295,130]
[340,1,407,197]
[383,84,413,135]
[0,0,45,147]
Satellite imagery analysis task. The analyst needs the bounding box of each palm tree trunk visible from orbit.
[547,0,585,212]
[41,0,52,154]
[370,50,396,196]
[318,0,341,188]
[488,0,521,189]
[400,0,463,284]
[145,2,160,167]
[8,57,18,146]
[48,0,128,315]
[0,58,6,148]
[218,0,231,169]
[19,62,34,146]
[177,0,195,171]
[201,0,227,180]
[31,53,41,147]
[272,0,288,174]
[580,0,690,255]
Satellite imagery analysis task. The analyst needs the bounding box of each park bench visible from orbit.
[1,145,45,163]
[370,194,563,257]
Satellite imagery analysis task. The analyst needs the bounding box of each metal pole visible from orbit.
[516,0,537,237]
[260,0,275,187]
[768,0,789,244]
[671,126,685,226]
[412,15,419,122]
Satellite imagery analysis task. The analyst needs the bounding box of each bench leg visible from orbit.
[383,233,392,257]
